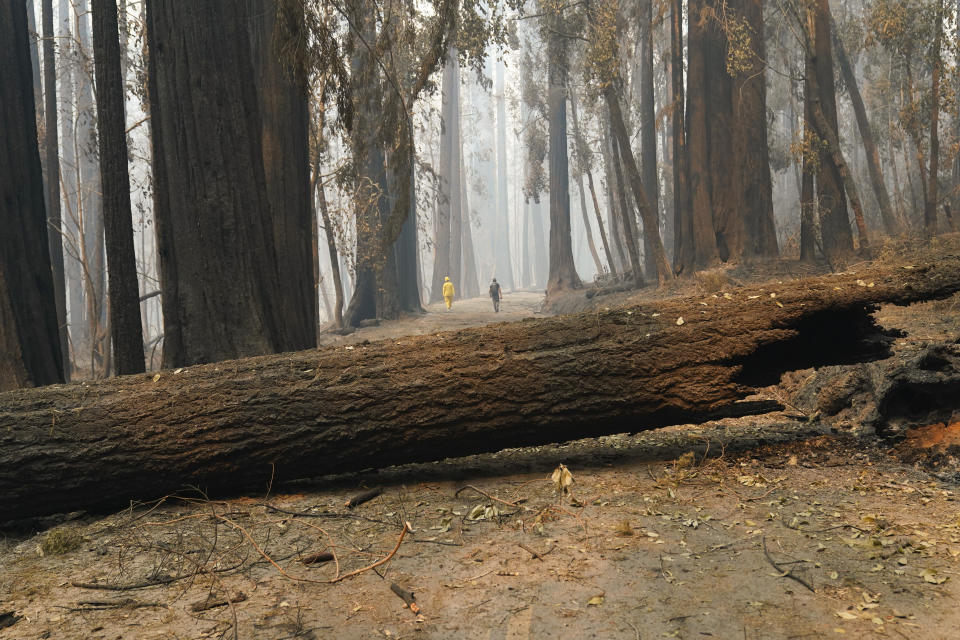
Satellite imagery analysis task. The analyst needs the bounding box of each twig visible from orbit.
[64,599,165,612]
[455,485,531,511]
[518,543,556,561]
[330,522,412,583]
[190,592,247,613]
[762,537,815,593]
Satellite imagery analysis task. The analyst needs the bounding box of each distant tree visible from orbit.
[91,0,145,374]
[41,0,70,378]
[0,0,64,390]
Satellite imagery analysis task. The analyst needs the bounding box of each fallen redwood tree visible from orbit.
[2,252,959,522]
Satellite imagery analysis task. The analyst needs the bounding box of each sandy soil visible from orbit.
[2,246,959,640]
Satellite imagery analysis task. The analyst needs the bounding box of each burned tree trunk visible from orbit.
[2,253,960,521]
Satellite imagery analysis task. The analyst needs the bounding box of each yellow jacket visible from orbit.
[442,280,455,298]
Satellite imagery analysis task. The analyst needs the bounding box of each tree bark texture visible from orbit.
[546,43,581,295]
[671,0,693,275]
[639,0,660,279]
[808,0,854,266]
[91,0,145,375]
[2,252,959,522]
[925,0,944,236]
[0,0,64,390]
[249,0,317,349]
[494,61,516,289]
[42,0,70,379]
[147,0,286,367]
[430,49,460,302]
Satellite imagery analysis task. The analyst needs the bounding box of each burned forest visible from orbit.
[2,1,960,638]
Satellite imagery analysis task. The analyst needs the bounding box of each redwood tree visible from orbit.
[91,0,145,374]
[147,0,289,367]
[0,0,64,390]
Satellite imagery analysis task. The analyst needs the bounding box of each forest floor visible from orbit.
[2,240,960,640]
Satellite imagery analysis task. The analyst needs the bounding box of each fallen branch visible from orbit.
[300,551,334,565]
[190,592,247,613]
[330,521,413,583]
[345,486,383,509]
[762,537,815,593]
[389,582,422,615]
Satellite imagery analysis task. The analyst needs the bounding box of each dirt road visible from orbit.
[317,290,545,347]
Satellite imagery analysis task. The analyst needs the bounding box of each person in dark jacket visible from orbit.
[489,278,502,312]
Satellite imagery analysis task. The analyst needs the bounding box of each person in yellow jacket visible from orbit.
[442,276,455,311]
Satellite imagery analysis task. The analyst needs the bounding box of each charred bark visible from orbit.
[91,0,145,375]
[2,253,959,521]
[0,0,64,390]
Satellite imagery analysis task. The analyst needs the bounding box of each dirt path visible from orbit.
[317,291,545,347]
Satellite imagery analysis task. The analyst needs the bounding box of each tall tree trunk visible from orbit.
[800,51,818,263]
[430,49,459,302]
[639,0,659,278]
[42,0,70,379]
[830,15,901,236]
[671,0,692,275]
[91,0,145,374]
[342,7,389,327]
[574,160,604,276]
[807,0,855,266]
[148,0,286,367]
[605,86,673,283]
[59,0,85,368]
[601,124,628,273]
[685,0,720,269]
[77,0,108,376]
[314,160,344,329]
[395,144,423,312]
[0,0,65,390]
[731,0,778,259]
[546,38,581,295]
[249,0,316,349]
[460,142,480,298]
[569,86,614,276]
[493,61,515,289]
[609,121,644,285]
[925,0,944,236]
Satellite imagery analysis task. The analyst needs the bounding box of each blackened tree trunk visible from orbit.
[147,0,285,367]
[830,16,901,236]
[91,0,145,374]
[546,36,581,295]
[671,0,692,276]
[601,123,628,273]
[395,147,423,312]
[808,0,854,266]
[41,0,70,379]
[249,0,316,349]
[639,0,659,278]
[0,0,64,390]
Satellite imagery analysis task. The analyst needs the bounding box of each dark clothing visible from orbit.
[489,282,502,312]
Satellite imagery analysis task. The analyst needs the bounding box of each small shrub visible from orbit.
[39,528,83,556]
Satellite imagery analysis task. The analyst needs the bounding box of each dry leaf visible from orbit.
[551,464,574,495]
[676,316,685,326]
